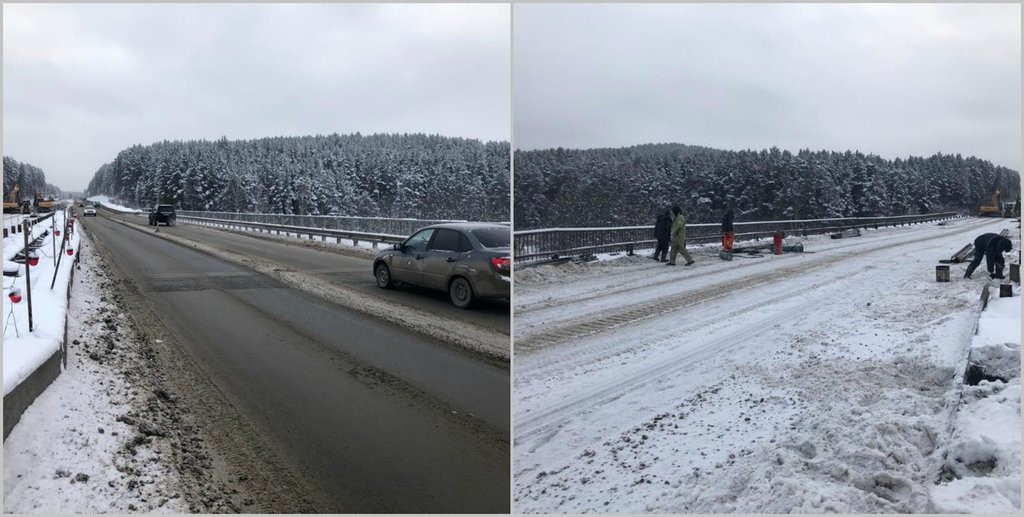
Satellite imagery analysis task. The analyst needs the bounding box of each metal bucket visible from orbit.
[935,265,950,282]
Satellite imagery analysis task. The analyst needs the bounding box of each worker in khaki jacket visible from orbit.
[667,205,695,266]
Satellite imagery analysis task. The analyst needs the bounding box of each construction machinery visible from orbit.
[33,192,55,213]
[979,188,1002,217]
[3,184,21,213]
[1002,196,1020,218]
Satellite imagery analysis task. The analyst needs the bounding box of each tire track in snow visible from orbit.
[515,217,1000,444]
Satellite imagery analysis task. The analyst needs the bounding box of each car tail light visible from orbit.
[490,257,510,275]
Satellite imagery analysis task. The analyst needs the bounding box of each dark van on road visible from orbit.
[149,204,177,226]
[373,223,510,308]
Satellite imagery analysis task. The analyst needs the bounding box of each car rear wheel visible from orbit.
[375,263,393,289]
[449,277,474,309]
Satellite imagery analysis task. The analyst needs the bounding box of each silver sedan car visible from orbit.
[373,223,510,308]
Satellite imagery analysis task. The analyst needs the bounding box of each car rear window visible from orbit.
[471,227,509,248]
[157,205,175,212]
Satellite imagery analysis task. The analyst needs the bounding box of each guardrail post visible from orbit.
[22,222,33,331]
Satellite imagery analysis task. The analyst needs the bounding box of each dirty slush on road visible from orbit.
[39,230,313,512]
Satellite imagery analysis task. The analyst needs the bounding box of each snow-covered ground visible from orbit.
[3,211,80,395]
[3,231,243,513]
[513,217,1020,513]
[86,195,141,213]
[930,294,1021,512]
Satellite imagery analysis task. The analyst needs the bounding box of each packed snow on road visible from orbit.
[513,217,1020,513]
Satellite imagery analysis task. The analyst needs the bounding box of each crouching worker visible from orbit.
[964,232,1014,279]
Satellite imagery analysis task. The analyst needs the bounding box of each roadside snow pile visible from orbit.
[930,294,1021,513]
[86,195,140,213]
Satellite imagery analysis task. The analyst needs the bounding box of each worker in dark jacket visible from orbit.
[652,206,673,262]
[721,209,735,252]
[964,233,1014,279]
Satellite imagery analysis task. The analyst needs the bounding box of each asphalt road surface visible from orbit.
[115,214,509,334]
[82,214,510,513]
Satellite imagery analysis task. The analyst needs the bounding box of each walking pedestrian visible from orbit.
[964,232,1013,279]
[653,206,672,262]
[721,209,735,252]
[667,205,695,266]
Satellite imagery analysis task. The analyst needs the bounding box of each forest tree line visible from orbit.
[85,133,510,221]
[514,143,1021,229]
[3,157,66,200]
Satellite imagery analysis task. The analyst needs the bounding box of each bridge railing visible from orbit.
[96,207,507,248]
[514,212,964,264]
[177,214,408,248]
[177,211,484,237]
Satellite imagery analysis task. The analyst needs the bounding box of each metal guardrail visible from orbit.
[177,214,406,248]
[514,212,964,263]
[99,206,508,249]
[178,211,473,238]
[3,212,55,240]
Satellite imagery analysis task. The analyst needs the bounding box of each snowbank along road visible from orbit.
[514,216,1019,513]
[80,212,509,513]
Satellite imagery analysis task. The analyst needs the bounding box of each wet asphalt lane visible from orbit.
[83,214,510,513]
[129,216,510,334]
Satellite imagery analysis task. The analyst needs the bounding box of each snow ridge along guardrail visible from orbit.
[514,212,964,264]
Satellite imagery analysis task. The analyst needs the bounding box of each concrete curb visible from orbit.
[2,349,62,440]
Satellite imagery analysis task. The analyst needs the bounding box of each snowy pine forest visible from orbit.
[3,157,65,200]
[85,133,510,221]
[514,144,1021,229]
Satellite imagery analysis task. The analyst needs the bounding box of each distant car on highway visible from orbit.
[373,223,510,308]
[148,204,177,226]
[83,206,97,217]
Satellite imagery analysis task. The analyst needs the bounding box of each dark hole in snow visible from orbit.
[966,457,998,475]
[965,363,1008,386]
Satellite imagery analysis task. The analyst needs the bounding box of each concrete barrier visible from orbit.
[3,349,62,440]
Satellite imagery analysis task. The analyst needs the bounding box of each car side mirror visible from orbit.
[395,243,405,252]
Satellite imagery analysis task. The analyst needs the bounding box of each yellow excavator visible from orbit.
[3,184,22,213]
[979,188,1002,217]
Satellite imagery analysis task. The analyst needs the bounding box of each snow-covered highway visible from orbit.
[514,216,1020,513]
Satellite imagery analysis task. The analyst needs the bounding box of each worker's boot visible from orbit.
[660,251,668,262]
[992,264,1006,279]
[964,264,977,279]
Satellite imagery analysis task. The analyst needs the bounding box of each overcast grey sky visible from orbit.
[514,3,1021,170]
[3,3,509,191]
